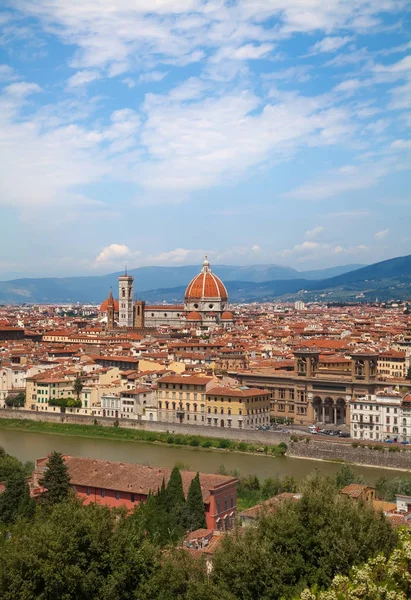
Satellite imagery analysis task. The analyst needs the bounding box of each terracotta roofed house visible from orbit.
[34,456,238,531]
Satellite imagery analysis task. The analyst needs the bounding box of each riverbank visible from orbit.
[0,418,288,457]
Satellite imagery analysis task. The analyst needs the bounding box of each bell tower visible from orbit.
[106,288,115,330]
[118,270,134,328]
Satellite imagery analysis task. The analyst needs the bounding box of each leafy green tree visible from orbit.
[261,476,282,500]
[5,391,25,407]
[0,500,115,600]
[406,366,411,380]
[375,475,411,501]
[139,550,236,600]
[335,464,364,490]
[184,473,206,531]
[40,451,71,505]
[301,529,411,600]
[211,474,397,600]
[0,470,35,524]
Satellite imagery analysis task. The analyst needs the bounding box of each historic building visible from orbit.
[33,456,238,530]
[230,350,383,427]
[350,391,411,442]
[99,256,234,330]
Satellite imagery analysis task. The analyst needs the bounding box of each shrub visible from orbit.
[351,442,360,448]
[278,441,288,451]
[113,420,119,428]
[167,436,175,444]
[388,446,400,453]
[237,442,248,452]
[201,440,212,448]
[189,438,199,447]
[305,437,311,444]
[218,439,231,449]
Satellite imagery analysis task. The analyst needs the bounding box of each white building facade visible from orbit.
[350,392,411,442]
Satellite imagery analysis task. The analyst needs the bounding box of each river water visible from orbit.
[0,429,408,483]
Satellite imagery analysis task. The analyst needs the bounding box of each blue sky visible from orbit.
[0,0,410,279]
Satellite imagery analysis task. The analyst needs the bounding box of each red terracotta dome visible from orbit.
[221,311,234,320]
[99,296,119,313]
[186,311,202,321]
[185,256,228,301]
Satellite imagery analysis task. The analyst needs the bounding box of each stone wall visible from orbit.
[3,408,411,470]
[288,439,411,470]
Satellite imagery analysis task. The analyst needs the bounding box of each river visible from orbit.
[0,429,408,483]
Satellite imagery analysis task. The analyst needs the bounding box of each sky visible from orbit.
[0,0,410,280]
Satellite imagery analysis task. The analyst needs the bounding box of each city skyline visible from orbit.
[1,0,410,278]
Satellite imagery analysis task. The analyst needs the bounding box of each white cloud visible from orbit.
[309,36,352,54]
[391,139,411,150]
[374,229,389,240]
[9,0,404,77]
[139,71,168,83]
[333,79,361,93]
[306,226,324,238]
[95,243,136,264]
[0,64,19,82]
[285,162,392,201]
[280,240,368,262]
[67,69,101,89]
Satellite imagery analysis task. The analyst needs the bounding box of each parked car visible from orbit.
[308,425,318,434]
[339,432,350,438]
[384,438,393,443]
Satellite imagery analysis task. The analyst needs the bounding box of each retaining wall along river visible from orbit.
[1,409,411,471]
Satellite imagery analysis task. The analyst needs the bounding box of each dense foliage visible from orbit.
[5,392,25,407]
[0,455,400,600]
[301,529,411,600]
[211,474,397,600]
[48,397,82,408]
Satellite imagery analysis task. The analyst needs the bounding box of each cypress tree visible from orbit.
[166,466,185,514]
[185,472,206,531]
[0,470,35,524]
[40,451,71,505]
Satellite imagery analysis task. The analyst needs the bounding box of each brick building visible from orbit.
[34,456,238,531]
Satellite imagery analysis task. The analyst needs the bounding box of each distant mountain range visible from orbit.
[0,263,364,304]
[0,256,410,304]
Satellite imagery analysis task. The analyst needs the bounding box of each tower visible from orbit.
[134,300,145,328]
[118,271,134,328]
[106,288,115,330]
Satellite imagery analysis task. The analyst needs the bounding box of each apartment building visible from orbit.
[205,387,271,429]
[377,351,406,378]
[349,392,411,442]
[156,374,214,424]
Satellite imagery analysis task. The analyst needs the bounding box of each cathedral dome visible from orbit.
[221,311,234,321]
[185,256,228,302]
[186,311,202,321]
[99,296,119,313]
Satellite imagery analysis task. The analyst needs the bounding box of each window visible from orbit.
[115,491,120,500]
[131,493,135,503]
[86,487,91,496]
[101,489,105,498]
[217,500,221,513]
[230,496,234,508]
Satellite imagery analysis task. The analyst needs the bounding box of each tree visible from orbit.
[184,473,206,531]
[166,466,185,514]
[73,376,84,401]
[211,474,397,600]
[5,391,25,408]
[0,470,35,524]
[406,366,411,380]
[301,529,411,600]
[40,451,71,505]
[335,464,364,490]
